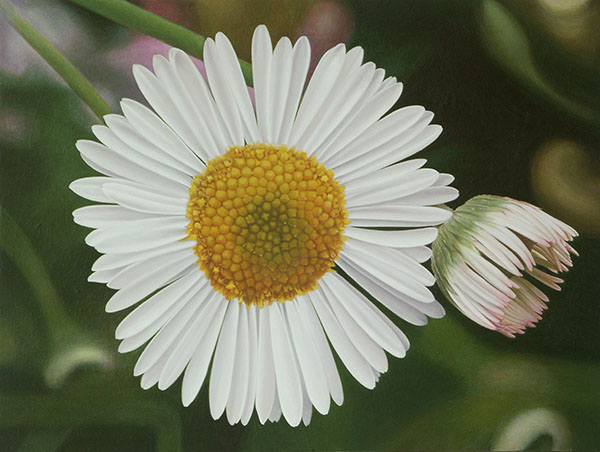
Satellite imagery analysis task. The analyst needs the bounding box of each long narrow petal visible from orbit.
[209,301,239,419]
[181,296,228,406]
[269,302,303,427]
[309,290,376,389]
[284,301,330,414]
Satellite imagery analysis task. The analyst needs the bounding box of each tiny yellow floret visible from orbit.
[186,143,348,307]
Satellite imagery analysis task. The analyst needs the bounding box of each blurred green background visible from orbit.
[1,0,599,450]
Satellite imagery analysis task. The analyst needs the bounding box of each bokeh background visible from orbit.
[1,0,599,450]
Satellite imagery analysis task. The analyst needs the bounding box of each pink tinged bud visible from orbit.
[432,195,578,337]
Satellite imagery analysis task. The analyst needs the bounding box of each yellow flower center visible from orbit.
[186,143,348,307]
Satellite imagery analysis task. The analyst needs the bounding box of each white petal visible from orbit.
[288,44,346,147]
[268,36,293,144]
[118,316,166,354]
[85,216,189,254]
[305,61,376,157]
[226,305,250,424]
[345,226,438,248]
[252,24,274,143]
[324,273,406,357]
[284,301,330,414]
[104,113,201,175]
[345,165,436,204]
[76,139,187,193]
[268,394,282,423]
[169,49,230,154]
[301,383,313,426]
[317,79,401,162]
[74,205,153,229]
[346,237,437,287]
[92,121,192,187]
[214,33,260,143]
[255,306,276,424]
[92,240,192,272]
[320,277,388,373]
[115,271,203,339]
[204,38,244,146]
[295,47,364,155]
[360,297,411,352]
[117,287,192,354]
[341,242,434,302]
[342,158,427,196]
[120,98,205,173]
[133,286,206,376]
[139,342,175,390]
[434,173,455,186]
[309,289,376,389]
[103,182,188,215]
[398,246,433,263]
[74,174,187,206]
[269,302,303,427]
[347,205,452,227]
[134,60,212,162]
[88,269,120,283]
[325,105,426,169]
[346,168,439,207]
[240,306,258,425]
[158,290,221,390]
[341,124,443,183]
[391,186,459,206]
[181,296,228,406]
[336,255,430,325]
[295,295,343,405]
[277,36,310,144]
[70,177,115,203]
[209,300,239,420]
[105,250,196,312]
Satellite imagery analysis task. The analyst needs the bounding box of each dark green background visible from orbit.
[1,0,599,450]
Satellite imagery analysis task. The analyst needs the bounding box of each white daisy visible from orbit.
[432,195,578,338]
[70,24,458,426]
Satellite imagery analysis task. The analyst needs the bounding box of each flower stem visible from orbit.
[0,206,112,387]
[65,0,254,86]
[0,206,72,335]
[0,1,112,121]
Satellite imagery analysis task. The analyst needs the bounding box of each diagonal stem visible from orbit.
[0,1,112,121]
[0,206,113,387]
[65,0,254,86]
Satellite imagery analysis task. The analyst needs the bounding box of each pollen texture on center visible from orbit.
[185,143,348,307]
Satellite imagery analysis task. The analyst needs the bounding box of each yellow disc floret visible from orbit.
[186,143,348,307]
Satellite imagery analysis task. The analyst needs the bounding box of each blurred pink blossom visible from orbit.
[107,35,254,105]
[297,0,355,75]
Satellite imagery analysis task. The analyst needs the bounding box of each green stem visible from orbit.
[0,1,112,121]
[0,206,72,336]
[0,206,113,387]
[65,0,254,86]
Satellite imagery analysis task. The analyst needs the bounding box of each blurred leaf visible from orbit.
[18,428,72,452]
[531,140,600,237]
[479,0,600,129]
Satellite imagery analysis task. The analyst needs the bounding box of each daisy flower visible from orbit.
[432,195,578,338]
[70,25,457,426]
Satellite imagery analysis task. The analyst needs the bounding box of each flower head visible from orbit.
[432,195,578,337]
[70,25,457,426]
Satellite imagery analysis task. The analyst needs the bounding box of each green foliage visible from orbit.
[1,0,599,450]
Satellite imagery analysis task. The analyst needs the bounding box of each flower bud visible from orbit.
[432,195,578,337]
